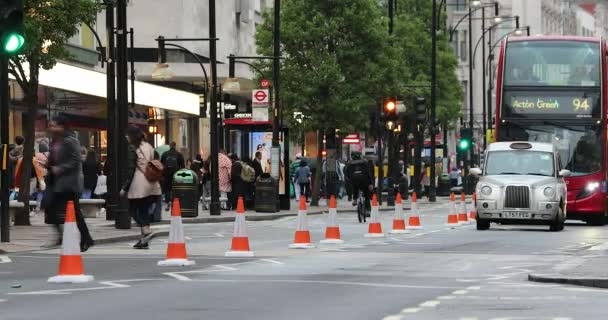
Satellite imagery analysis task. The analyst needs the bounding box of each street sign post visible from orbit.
[260,79,270,89]
[252,89,269,122]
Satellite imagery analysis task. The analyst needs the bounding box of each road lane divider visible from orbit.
[289,196,315,249]
[458,193,470,225]
[406,192,423,230]
[158,198,195,267]
[365,194,385,238]
[446,193,460,228]
[390,193,409,234]
[225,197,255,257]
[321,195,344,244]
[48,201,94,284]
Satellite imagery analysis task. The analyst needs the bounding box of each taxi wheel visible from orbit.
[476,219,490,230]
[550,208,565,232]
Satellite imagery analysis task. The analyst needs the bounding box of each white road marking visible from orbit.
[7,279,155,295]
[466,286,481,290]
[459,318,479,320]
[0,256,12,263]
[382,316,403,320]
[400,308,422,313]
[437,295,455,300]
[214,233,225,237]
[0,299,6,302]
[419,300,440,307]
[452,290,468,295]
[164,272,192,281]
[190,279,458,289]
[259,258,284,265]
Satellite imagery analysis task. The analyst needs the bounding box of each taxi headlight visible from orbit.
[543,187,555,198]
[481,186,492,195]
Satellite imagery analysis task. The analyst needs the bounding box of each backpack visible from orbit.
[240,161,256,182]
[164,151,178,170]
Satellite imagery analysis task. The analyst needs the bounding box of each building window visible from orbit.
[460,30,467,62]
[448,0,467,11]
[462,81,468,110]
[451,32,459,55]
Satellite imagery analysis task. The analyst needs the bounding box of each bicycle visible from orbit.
[356,190,367,223]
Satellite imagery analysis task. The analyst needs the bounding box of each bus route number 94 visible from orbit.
[573,98,590,112]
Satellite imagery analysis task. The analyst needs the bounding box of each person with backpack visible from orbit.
[121,126,162,249]
[294,159,312,202]
[160,141,185,210]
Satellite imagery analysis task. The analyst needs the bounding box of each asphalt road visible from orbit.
[2,200,608,320]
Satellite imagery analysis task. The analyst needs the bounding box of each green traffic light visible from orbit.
[3,33,25,53]
[458,139,470,150]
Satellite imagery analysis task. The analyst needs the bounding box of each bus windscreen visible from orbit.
[504,40,600,87]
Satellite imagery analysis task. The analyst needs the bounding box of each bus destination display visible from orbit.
[504,92,600,118]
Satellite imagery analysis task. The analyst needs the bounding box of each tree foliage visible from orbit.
[9,0,100,224]
[255,0,402,134]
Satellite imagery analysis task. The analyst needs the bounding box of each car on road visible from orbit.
[471,141,569,232]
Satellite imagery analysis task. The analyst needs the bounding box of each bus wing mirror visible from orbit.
[559,169,571,177]
[470,168,482,176]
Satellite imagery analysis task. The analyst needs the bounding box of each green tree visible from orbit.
[255,0,402,205]
[393,0,463,126]
[9,0,100,224]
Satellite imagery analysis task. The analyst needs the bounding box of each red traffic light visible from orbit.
[384,98,397,114]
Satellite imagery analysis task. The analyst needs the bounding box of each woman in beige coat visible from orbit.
[121,126,162,249]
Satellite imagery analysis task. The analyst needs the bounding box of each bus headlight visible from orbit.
[577,181,600,199]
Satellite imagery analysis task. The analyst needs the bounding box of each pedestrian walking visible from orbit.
[82,150,100,199]
[449,167,460,187]
[161,141,185,210]
[33,143,49,213]
[218,150,232,209]
[421,164,431,198]
[43,115,94,252]
[121,126,162,249]
[294,159,311,202]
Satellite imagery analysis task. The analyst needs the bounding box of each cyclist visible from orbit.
[346,151,373,212]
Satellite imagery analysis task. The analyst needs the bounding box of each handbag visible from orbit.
[136,148,164,183]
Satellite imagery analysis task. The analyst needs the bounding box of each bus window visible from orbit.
[505,41,600,87]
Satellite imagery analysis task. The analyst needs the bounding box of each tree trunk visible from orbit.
[310,129,324,206]
[15,91,38,225]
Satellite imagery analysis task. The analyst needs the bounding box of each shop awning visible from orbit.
[10,62,200,115]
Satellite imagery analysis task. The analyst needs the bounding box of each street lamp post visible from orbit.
[271,0,281,182]
[429,0,437,202]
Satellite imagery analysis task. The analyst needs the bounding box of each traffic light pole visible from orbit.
[1,55,9,242]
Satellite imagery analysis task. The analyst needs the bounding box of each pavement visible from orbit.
[3,197,608,319]
[0,195,452,253]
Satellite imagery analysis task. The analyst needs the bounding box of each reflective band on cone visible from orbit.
[321,195,344,244]
[48,201,94,283]
[290,196,316,249]
[446,193,459,227]
[470,192,477,221]
[365,194,384,238]
[390,192,409,234]
[226,197,255,257]
[158,198,195,266]
[458,193,470,225]
[406,192,423,230]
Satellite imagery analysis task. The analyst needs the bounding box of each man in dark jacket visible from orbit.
[252,151,264,179]
[45,115,94,252]
[160,142,185,209]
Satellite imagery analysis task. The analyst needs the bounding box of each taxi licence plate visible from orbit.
[503,211,530,219]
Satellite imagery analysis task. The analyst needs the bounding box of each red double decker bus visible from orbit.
[495,36,607,225]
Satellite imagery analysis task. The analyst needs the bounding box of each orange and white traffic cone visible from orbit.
[365,194,385,238]
[390,192,409,234]
[458,192,470,225]
[289,196,315,249]
[48,201,94,283]
[320,195,344,244]
[158,198,195,266]
[406,192,423,230]
[225,197,254,257]
[446,193,460,227]
[469,192,477,221]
